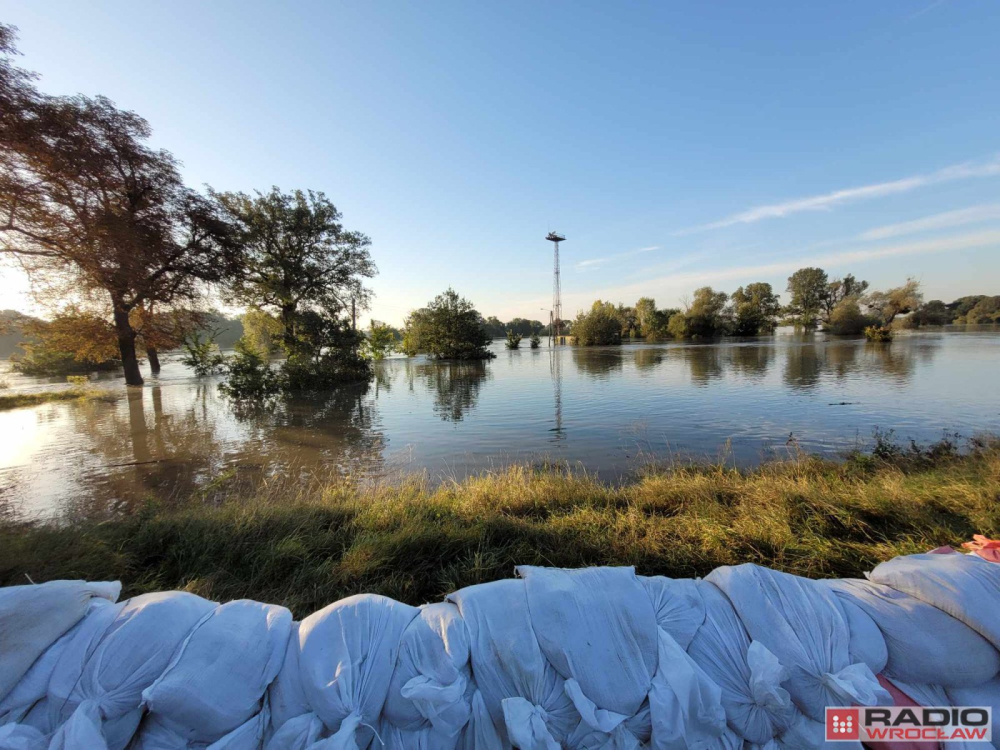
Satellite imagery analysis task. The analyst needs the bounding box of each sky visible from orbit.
[1,0,999,327]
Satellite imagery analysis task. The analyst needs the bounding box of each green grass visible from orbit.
[0,388,115,411]
[2,436,998,617]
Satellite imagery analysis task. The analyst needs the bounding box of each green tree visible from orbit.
[364,321,397,360]
[828,298,872,335]
[505,329,523,349]
[911,300,951,327]
[401,289,495,360]
[214,187,376,351]
[482,316,506,338]
[823,274,869,324]
[731,282,781,335]
[240,308,283,358]
[785,268,829,327]
[686,287,731,338]
[955,295,1000,324]
[573,301,623,346]
[667,311,688,339]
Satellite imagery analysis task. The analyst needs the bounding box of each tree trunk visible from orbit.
[280,304,297,352]
[113,302,144,386]
[147,346,161,373]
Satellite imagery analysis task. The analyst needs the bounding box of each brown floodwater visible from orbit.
[1,328,998,522]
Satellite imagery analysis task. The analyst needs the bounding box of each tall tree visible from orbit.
[823,273,869,324]
[401,289,494,360]
[731,282,781,335]
[214,188,376,351]
[785,267,829,327]
[1,27,236,384]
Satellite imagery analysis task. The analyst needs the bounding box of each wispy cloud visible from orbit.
[858,203,1000,241]
[675,156,1000,235]
[575,245,659,271]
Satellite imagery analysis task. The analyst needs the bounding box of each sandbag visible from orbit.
[34,591,215,750]
[267,593,418,750]
[707,564,890,721]
[382,602,473,745]
[640,577,706,650]
[686,582,795,744]
[447,579,579,749]
[517,566,658,720]
[947,676,1000,750]
[0,580,120,703]
[836,596,888,676]
[824,579,1000,687]
[0,723,47,750]
[135,600,291,748]
[869,553,1000,650]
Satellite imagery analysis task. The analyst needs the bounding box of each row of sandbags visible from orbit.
[0,550,998,750]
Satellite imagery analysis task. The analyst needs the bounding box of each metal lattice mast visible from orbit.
[546,232,565,342]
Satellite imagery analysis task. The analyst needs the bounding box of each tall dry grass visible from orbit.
[2,436,998,617]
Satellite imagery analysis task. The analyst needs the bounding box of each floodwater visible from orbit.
[1,329,998,521]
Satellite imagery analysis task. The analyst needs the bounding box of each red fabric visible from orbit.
[863,675,942,750]
[962,535,1000,563]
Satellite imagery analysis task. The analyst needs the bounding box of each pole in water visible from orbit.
[546,232,566,344]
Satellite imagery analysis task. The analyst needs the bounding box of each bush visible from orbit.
[573,301,623,346]
[667,312,688,339]
[529,332,541,349]
[219,340,281,402]
[864,325,893,342]
[505,330,522,349]
[181,332,225,376]
[363,321,396,361]
[827,299,870,335]
[11,340,119,376]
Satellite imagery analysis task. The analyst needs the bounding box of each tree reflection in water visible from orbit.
[62,379,385,520]
[409,359,492,423]
[727,342,774,380]
[679,344,724,387]
[572,347,624,379]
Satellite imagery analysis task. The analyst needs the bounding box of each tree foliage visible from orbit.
[784,268,829,327]
[401,289,494,360]
[865,279,923,326]
[364,321,397,361]
[731,282,780,335]
[572,301,623,346]
[1,25,238,385]
[214,187,375,350]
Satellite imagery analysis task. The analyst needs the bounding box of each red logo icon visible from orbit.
[826,708,861,741]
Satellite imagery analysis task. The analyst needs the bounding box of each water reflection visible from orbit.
[2,331,998,522]
[409,360,491,422]
[572,347,624,379]
[727,342,774,379]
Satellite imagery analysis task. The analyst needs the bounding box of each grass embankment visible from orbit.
[0,388,114,411]
[1,437,998,617]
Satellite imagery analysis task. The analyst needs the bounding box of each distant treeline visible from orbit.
[568,267,1000,346]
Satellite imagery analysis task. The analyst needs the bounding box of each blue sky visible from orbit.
[2,0,999,326]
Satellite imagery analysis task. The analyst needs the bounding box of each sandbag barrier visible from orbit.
[0,549,998,750]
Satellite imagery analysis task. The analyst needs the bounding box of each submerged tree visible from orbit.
[785,268,829,328]
[731,282,781,335]
[865,279,923,327]
[573,301,623,346]
[214,187,376,351]
[401,289,494,360]
[0,26,238,385]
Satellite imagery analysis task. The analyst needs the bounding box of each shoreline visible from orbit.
[2,435,997,618]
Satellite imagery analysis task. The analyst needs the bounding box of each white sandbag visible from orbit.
[686,583,795,744]
[0,598,118,727]
[34,591,215,750]
[869,552,1000,650]
[135,600,291,748]
[639,577,706,651]
[516,566,658,720]
[381,602,472,745]
[0,724,47,750]
[824,578,1000,686]
[0,580,121,703]
[706,564,889,722]
[648,626,727,750]
[447,579,579,749]
[834,596,888,676]
[947,676,1000,750]
[266,593,418,750]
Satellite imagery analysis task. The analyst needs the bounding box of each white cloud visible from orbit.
[575,245,659,271]
[858,203,1000,241]
[675,156,1000,235]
